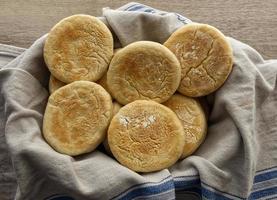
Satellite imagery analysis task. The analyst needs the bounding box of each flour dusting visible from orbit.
[119,115,130,127]
[143,115,156,128]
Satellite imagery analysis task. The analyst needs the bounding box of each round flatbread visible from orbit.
[164,23,233,97]
[108,100,185,172]
[44,14,113,83]
[43,81,113,156]
[107,41,181,105]
[103,101,122,155]
[97,48,122,94]
[163,94,207,158]
[49,74,66,94]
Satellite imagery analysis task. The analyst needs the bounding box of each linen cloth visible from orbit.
[0,2,276,200]
[0,44,25,200]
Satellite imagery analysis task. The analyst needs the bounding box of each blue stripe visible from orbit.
[127,5,146,11]
[174,179,200,189]
[111,176,172,199]
[114,166,277,200]
[143,9,155,13]
[201,187,233,200]
[123,4,138,11]
[118,179,175,200]
[175,178,244,199]
[254,170,277,183]
[256,166,277,173]
[177,184,233,200]
[202,182,244,200]
[248,187,277,199]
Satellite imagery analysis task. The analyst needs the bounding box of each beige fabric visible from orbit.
[0,2,276,200]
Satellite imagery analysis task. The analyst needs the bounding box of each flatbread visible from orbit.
[49,74,66,94]
[107,41,181,105]
[97,48,122,94]
[108,100,185,172]
[43,81,113,156]
[103,101,122,155]
[164,23,233,97]
[163,94,207,158]
[44,14,113,83]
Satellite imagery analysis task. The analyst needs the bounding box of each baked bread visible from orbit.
[108,100,185,172]
[97,48,122,94]
[164,23,233,97]
[43,81,113,156]
[49,74,66,94]
[107,41,181,105]
[103,101,122,155]
[44,14,113,83]
[163,94,207,158]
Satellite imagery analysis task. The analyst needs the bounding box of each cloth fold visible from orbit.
[0,2,276,200]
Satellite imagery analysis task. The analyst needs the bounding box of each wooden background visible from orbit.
[0,0,276,59]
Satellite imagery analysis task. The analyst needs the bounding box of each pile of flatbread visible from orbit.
[43,14,233,172]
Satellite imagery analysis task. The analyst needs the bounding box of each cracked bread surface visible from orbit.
[107,41,181,105]
[164,23,233,97]
[163,94,207,158]
[44,14,113,83]
[108,100,185,172]
[43,81,113,156]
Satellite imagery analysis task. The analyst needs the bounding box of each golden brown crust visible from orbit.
[43,81,113,156]
[103,101,122,155]
[49,74,66,94]
[164,23,233,97]
[97,49,122,94]
[107,41,181,105]
[163,94,207,158]
[108,100,185,172]
[113,48,122,54]
[44,14,113,83]
[97,73,109,94]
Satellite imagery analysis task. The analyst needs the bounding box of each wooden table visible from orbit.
[1,0,276,59]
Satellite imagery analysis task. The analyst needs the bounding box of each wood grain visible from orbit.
[0,0,276,59]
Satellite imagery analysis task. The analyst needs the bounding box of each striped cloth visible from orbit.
[0,2,276,200]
